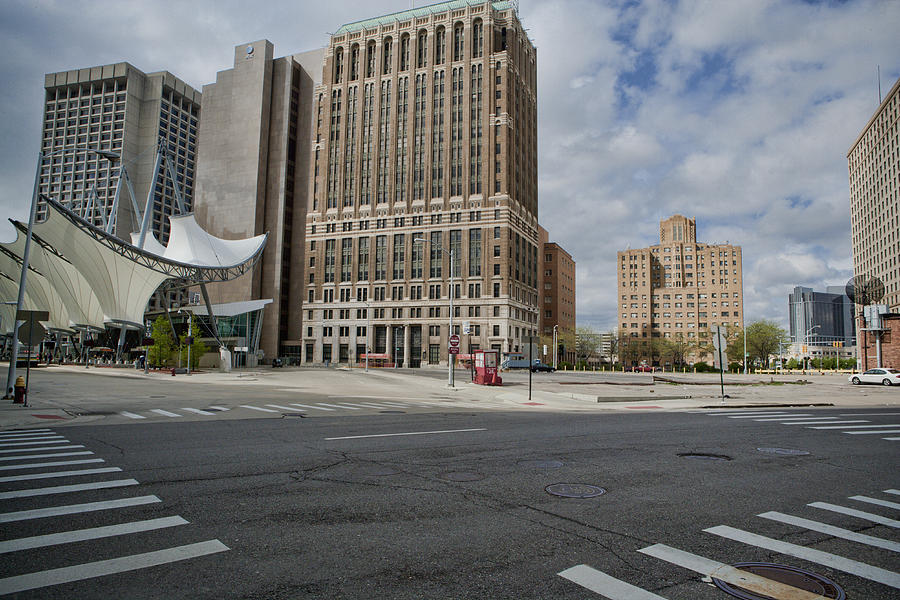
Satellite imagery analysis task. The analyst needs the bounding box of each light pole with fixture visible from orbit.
[5,146,120,399]
[804,324,820,371]
[414,237,455,388]
[552,324,558,370]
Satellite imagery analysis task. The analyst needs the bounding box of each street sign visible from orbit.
[448,346,460,355]
[463,321,471,334]
[16,309,50,322]
[712,328,728,351]
[449,334,460,347]
[17,320,46,346]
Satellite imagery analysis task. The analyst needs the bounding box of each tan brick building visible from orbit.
[616,215,744,367]
[539,226,576,364]
[302,0,539,366]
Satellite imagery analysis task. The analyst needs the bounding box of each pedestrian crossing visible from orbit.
[0,428,228,595]
[559,487,900,597]
[690,408,900,441]
[112,397,511,421]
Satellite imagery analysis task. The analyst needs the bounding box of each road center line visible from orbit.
[325,428,487,441]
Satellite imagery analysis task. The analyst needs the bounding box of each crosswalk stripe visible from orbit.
[638,543,829,600]
[0,458,104,471]
[318,403,361,410]
[120,412,146,419]
[0,435,66,443]
[758,511,900,552]
[0,429,52,436]
[0,451,93,462]
[207,406,229,411]
[850,495,900,510]
[809,502,900,527]
[377,402,414,407]
[885,437,900,440]
[239,405,279,413]
[810,424,900,429]
[264,404,297,411]
[0,431,54,438]
[0,516,189,554]
[781,420,870,425]
[704,525,900,588]
[886,489,900,496]
[557,564,669,599]
[289,403,334,411]
[0,539,229,594]
[846,429,900,435]
[181,408,216,416]
[149,409,181,418]
[336,402,384,409]
[0,479,139,500]
[0,445,84,454]
[0,438,68,447]
[751,415,815,421]
[727,413,794,418]
[0,467,122,483]
[0,495,161,523]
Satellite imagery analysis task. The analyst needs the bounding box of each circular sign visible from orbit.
[449,334,460,347]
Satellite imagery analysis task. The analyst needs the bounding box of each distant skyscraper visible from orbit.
[302,0,539,367]
[848,75,900,311]
[617,215,744,367]
[40,63,200,244]
[788,285,856,346]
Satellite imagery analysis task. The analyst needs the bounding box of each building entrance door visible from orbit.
[410,325,422,368]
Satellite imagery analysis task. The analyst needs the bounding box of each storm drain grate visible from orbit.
[756,447,810,456]
[545,483,606,498]
[712,562,845,599]
[679,453,732,461]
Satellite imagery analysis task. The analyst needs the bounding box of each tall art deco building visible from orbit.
[302,0,538,366]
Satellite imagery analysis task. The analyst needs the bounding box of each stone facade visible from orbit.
[616,215,744,367]
[302,0,539,367]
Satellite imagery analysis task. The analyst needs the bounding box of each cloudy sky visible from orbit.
[0,0,897,332]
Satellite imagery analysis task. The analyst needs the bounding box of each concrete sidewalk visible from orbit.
[1,363,898,430]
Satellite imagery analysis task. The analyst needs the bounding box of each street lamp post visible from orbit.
[5,146,119,400]
[552,324,558,370]
[804,324,820,371]
[414,238,454,388]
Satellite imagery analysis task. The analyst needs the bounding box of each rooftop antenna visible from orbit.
[877,65,882,103]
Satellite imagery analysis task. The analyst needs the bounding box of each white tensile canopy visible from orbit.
[130,214,266,268]
[0,244,72,332]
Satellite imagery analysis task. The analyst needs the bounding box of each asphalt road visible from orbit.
[1,405,898,599]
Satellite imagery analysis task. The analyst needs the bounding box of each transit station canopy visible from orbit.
[1,196,267,332]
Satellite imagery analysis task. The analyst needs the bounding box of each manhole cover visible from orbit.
[756,447,811,456]
[545,483,606,498]
[379,410,406,414]
[713,562,845,599]
[439,472,484,482]
[519,459,564,469]
[679,453,732,461]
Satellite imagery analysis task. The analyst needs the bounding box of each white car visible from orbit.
[849,368,900,386]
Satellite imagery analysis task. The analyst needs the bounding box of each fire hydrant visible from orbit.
[13,376,26,404]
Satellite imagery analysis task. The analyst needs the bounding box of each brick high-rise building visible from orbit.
[539,226,576,365]
[616,215,744,367]
[302,0,539,367]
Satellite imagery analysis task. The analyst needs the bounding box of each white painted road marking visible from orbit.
[119,411,146,419]
[0,438,69,447]
[0,445,84,454]
[781,420,870,425]
[149,409,182,418]
[809,502,900,527]
[181,408,216,416]
[264,404,297,411]
[846,429,900,435]
[0,495,161,523]
[0,430,54,438]
[0,435,66,442]
[0,458,104,471]
[0,479,139,500]
[810,423,900,429]
[207,406,229,411]
[0,451,93,462]
[558,564,669,599]
[886,489,900,496]
[290,403,334,411]
[318,403,361,410]
[751,415,815,421]
[850,495,900,510]
[704,525,900,588]
[325,428,487,441]
[638,543,830,600]
[727,413,794,419]
[0,467,122,483]
[0,539,229,595]
[239,405,279,413]
[758,511,900,552]
[0,516,189,554]
[0,429,52,435]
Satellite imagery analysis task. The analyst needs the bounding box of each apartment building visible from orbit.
[40,63,200,244]
[617,215,744,366]
[302,0,539,367]
[539,226,576,364]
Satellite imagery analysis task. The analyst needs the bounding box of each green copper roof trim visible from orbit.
[334,1,513,36]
